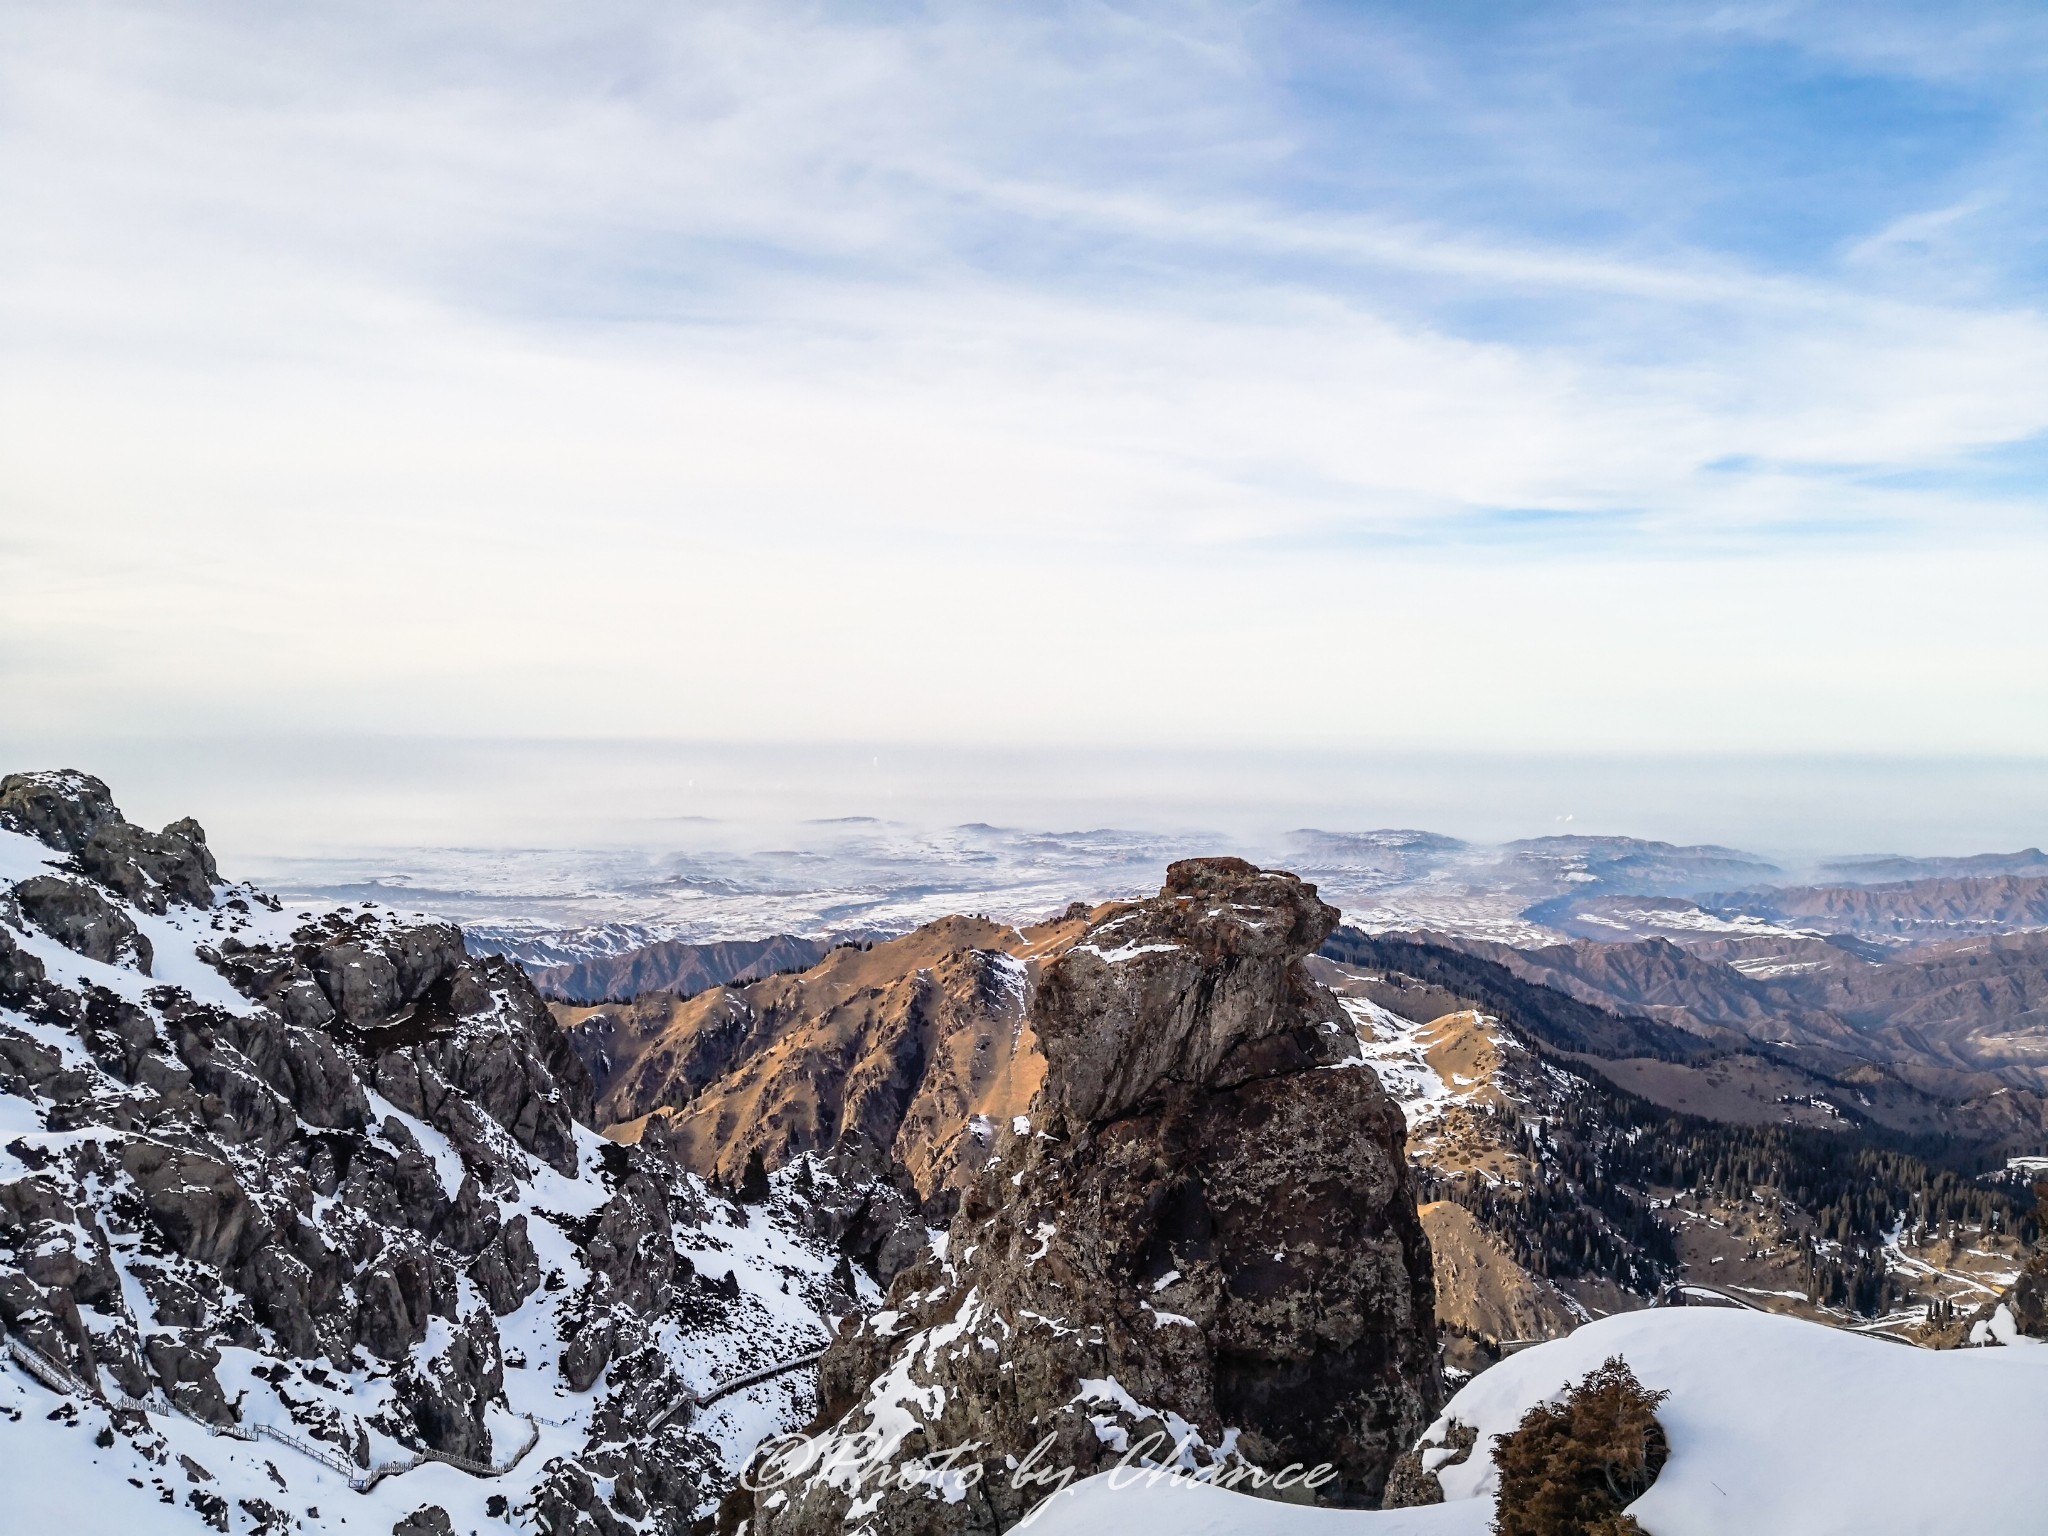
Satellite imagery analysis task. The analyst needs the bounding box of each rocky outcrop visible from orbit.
[13,875,154,972]
[208,910,595,1177]
[0,770,884,1535]
[755,859,1441,1533]
[1,770,218,914]
[0,770,126,855]
[2005,1248,2048,1340]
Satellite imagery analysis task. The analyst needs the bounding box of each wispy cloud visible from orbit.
[1,1,2044,757]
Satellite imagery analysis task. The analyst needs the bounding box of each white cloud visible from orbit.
[1,0,2045,766]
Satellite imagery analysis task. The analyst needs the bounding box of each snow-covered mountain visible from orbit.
[0,771,925,1536]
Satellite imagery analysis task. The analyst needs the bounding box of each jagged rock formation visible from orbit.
[0,771,889,1535]
[754,859,1441,1534]
[568,912,1096,1212]
[0,769,220,913]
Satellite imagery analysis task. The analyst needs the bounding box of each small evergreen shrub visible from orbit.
[1491,1356,1669,1536]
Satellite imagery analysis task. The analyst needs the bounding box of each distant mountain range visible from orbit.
[1425,925,2048,1095]
[1819,848,2048,882]
[255,827,2048,970]
[1528,873,2048,945]
[522,932,833,1002]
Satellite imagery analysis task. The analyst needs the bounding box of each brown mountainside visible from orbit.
[1449,929,2048,1093]
[1420,1201,1582,1350]
[556,908,1106,1208]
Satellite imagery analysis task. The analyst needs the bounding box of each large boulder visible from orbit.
[756,859,1442,1534]
[12,876,154,973]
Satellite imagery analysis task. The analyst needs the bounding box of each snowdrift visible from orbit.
[1025,1308,2048,1536]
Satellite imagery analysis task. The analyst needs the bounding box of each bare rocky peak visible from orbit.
[0,770,219,914]
[756,857,1440,1533]
[1036,855,1341,1125]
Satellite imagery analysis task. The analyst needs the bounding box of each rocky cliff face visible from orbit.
[753,859,1441,1534]
[0,771,897,1536]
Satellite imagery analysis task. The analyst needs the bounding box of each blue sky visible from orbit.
[2,0,2046,789]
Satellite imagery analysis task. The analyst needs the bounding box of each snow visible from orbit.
[0,1359,541,1536]
[1971,1304,2044,1348]
[0,827,303,1018]
[1331,994,1513,1135]
[1024,1308,2048,1536]
[1020,1473,1484,1534]
[0,1129,867,1534]
[1,822,873,1534]
[0,826,69,885]
[1072,941,1182,965]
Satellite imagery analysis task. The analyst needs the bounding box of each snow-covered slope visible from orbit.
[1024,1308,2048,1536]
[0,772,914,1535]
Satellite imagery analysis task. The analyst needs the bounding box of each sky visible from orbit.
[2,1,2046,853]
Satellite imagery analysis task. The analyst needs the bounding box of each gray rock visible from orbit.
[761,860,1442,1535]
[0,926,49,1009]
[79,817,219,914]
[471,1214,542,1316]
[795,1137,929,1287]
[120,1140,270,1270]
[77,992,161,1081]
[145,1331,236,1425]
[391,1506,452,1536]
[1033,856,1343,1126]
[240,1245,322,1358]
[2007,1249,2048,1339]
[559,1322,612,1394]
[405,1311,503,1461]
[0,770,218,912]
[0,769,838,1536]
[11,876,153,973]
[0,771,122,855]
[357,1236,436,1362]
